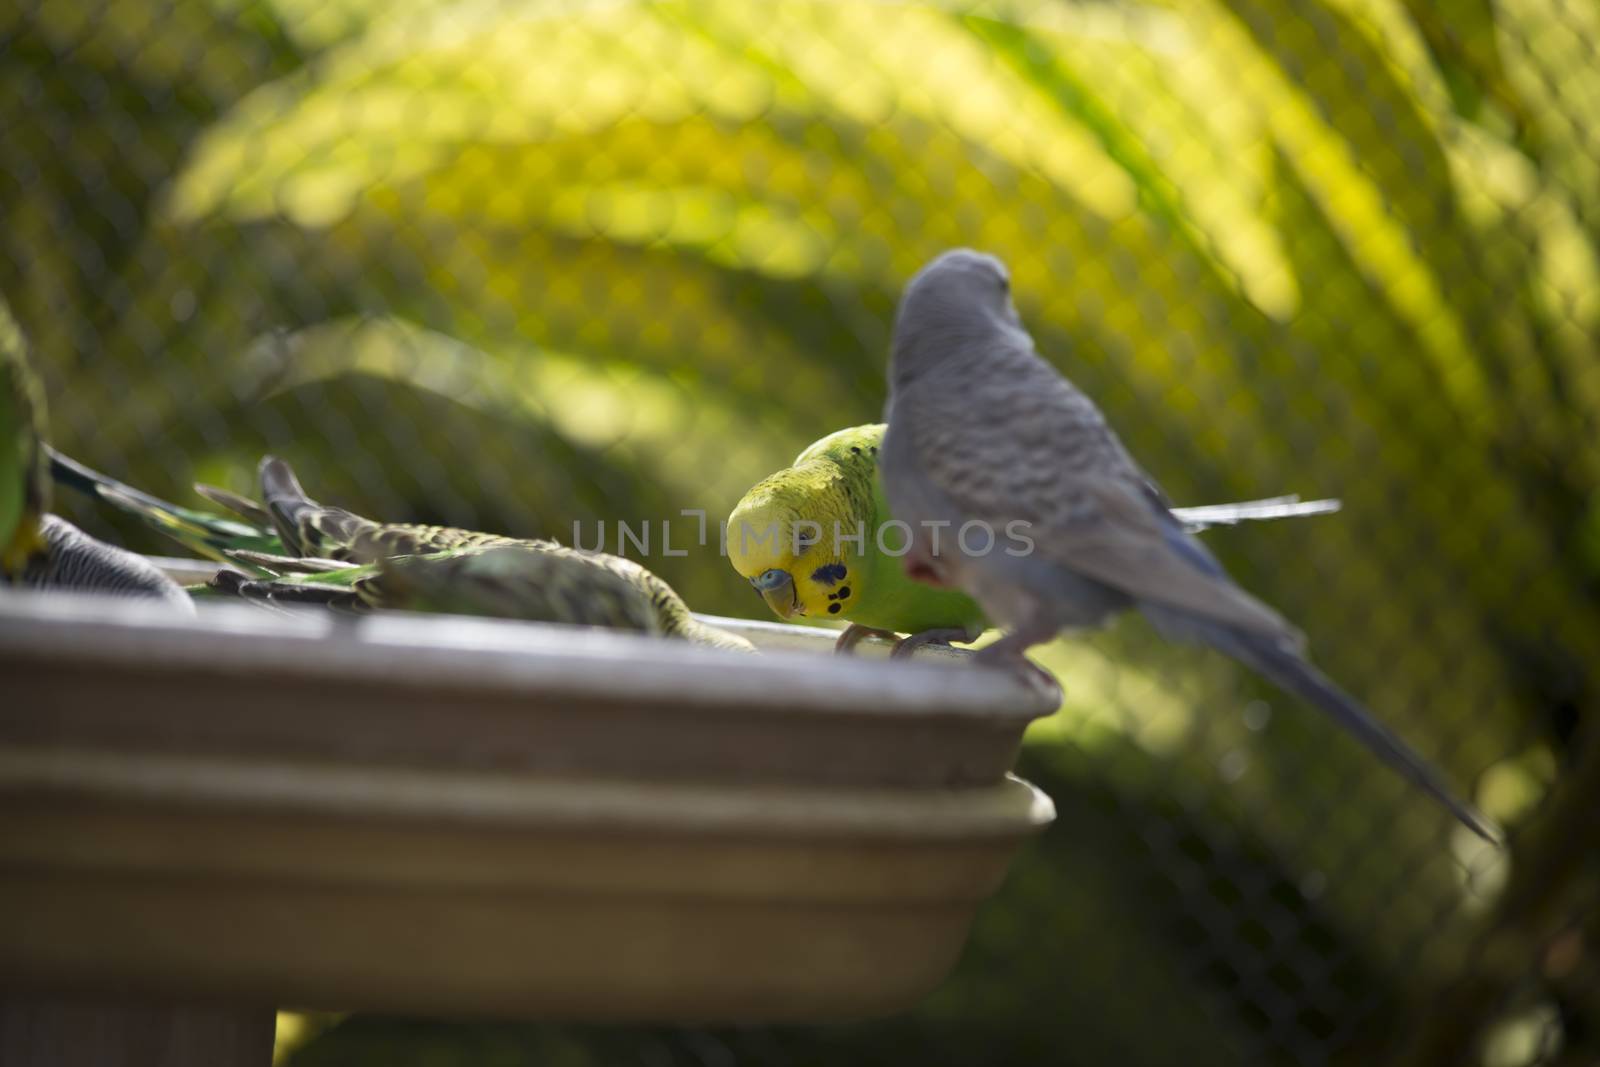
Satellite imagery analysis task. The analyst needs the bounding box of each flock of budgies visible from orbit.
[1,248,1497,843]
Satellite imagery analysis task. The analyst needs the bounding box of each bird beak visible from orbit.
[751,568,799,618]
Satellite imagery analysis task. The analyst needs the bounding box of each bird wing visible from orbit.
[256,455,535,563]
[900,370,1299,641]
[1032,477,1299,639]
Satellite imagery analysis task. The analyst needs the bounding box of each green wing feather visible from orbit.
[49,451,532,573]
[56,448,751,649]
[246,456,750,647]
[49,448,283,565]
[79,453,756,650]
[255,455,535,562]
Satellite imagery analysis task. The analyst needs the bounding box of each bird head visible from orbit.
[890,248,1022,383]
[726,447,872,623]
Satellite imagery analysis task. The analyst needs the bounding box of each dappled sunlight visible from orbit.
[5,0,1599,1062]
[248,315,796,514]
[1481,1001,1564,1067]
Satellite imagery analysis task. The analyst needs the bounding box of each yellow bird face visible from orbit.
[726,479,863,622]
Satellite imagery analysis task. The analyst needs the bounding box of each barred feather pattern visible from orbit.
[247,457,752,650]
[356,546,662,634]
[21,516,193,609]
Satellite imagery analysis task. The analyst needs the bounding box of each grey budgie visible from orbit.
[879,249,1497,843]
[21,514,194,611]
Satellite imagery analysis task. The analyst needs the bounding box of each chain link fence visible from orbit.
[5,0,1599,1064]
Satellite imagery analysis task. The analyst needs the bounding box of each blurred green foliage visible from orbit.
[4,0,1598,1063]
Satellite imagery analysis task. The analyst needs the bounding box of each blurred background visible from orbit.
[4,0,1598,1063]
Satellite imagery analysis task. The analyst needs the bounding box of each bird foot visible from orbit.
[834,624,898,655]
[889,626,976,660]
[972,643,1061,699]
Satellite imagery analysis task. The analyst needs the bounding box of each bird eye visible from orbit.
[752,568,790,591]
[795,529,818,550]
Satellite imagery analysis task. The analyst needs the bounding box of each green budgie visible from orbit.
[56,451,752,651]
[727,423,1340,656]
[1,304,188,606]
[210,544,666,636]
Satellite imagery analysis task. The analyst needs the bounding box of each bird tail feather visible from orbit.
[1211,624,1500,844]
[1172,496,1342,530]
[47,447,279,565]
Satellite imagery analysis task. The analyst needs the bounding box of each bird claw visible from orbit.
[834,624,897,655]
[888,626,974,660]
[972,643,1061,699]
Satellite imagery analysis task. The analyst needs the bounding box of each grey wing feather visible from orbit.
[897,366,1296,640]
[1039,487,1299,639]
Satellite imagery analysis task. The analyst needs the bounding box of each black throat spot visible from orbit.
[810,562,847,586]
